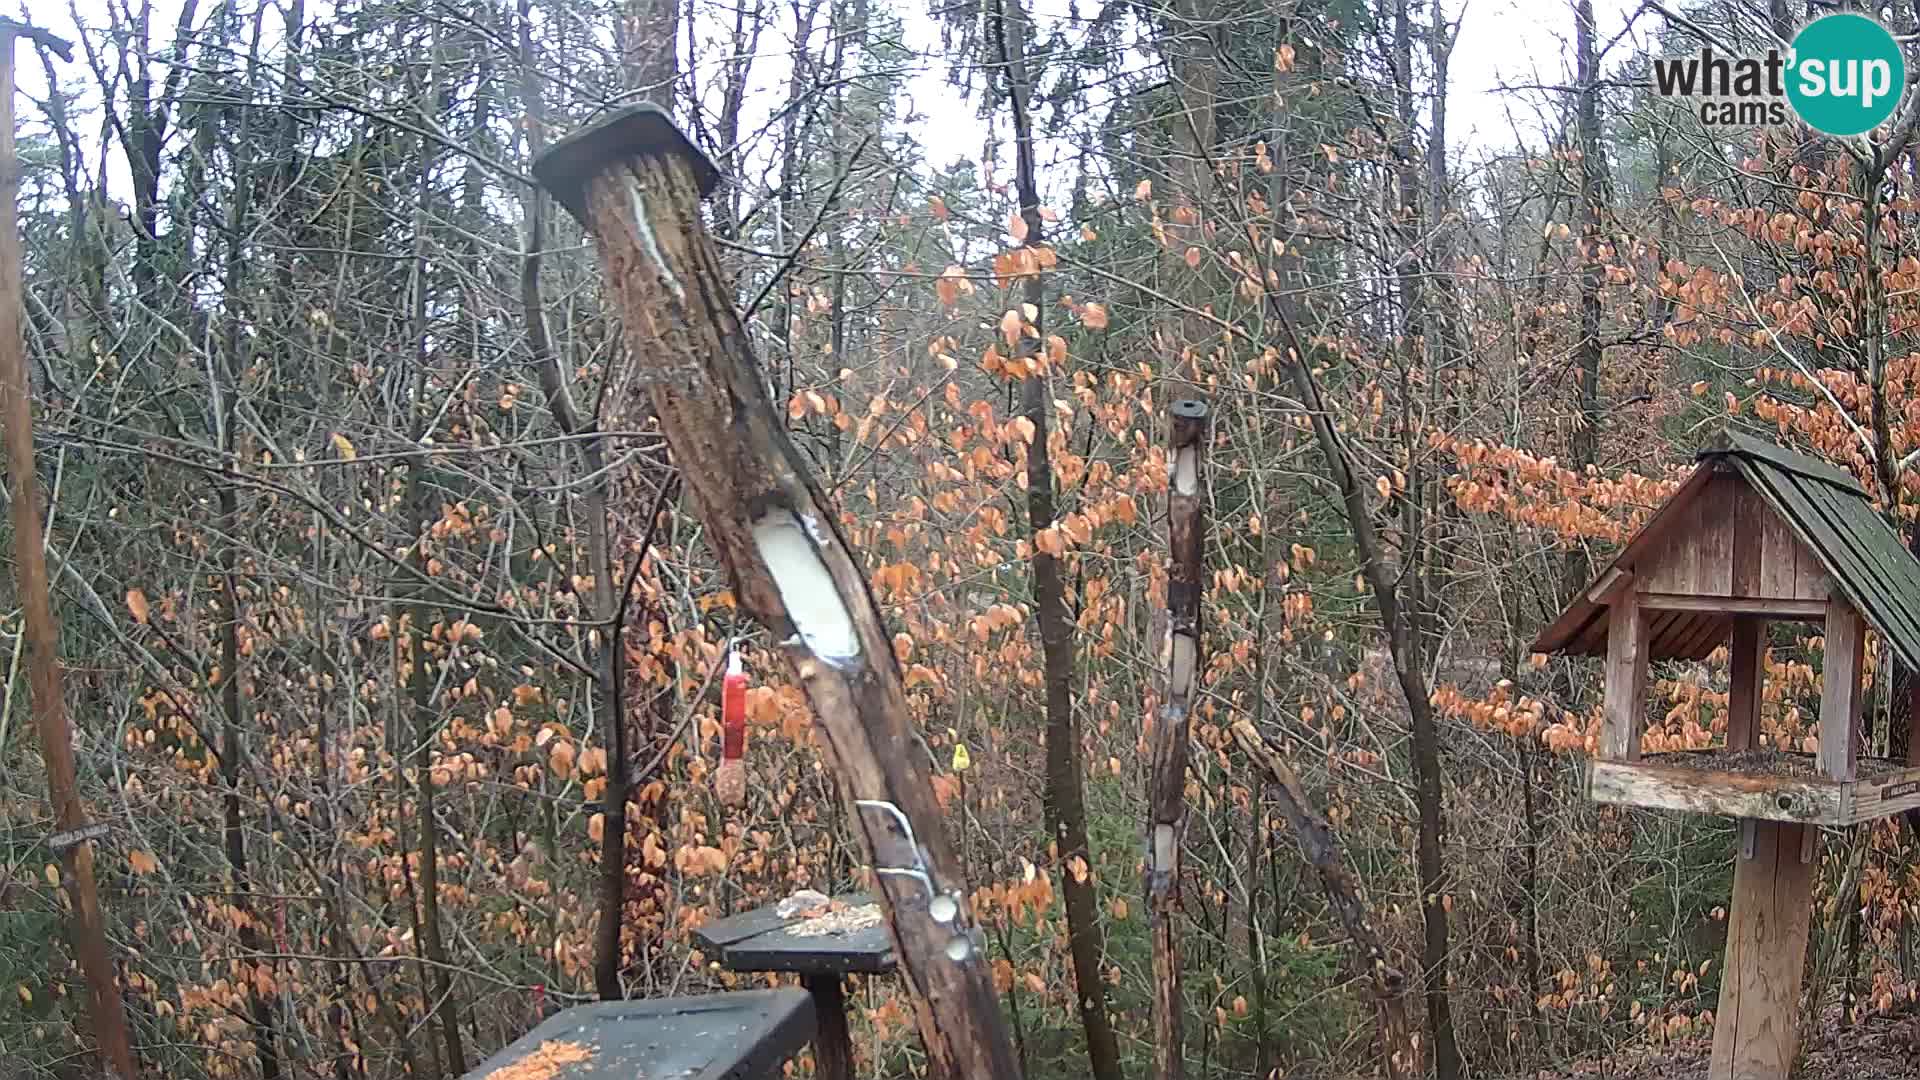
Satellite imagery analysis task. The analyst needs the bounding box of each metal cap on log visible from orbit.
[1169,398,1210,423]
[532,103,721,225]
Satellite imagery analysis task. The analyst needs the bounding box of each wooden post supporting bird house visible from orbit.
[533,104,1022,1079]
[1535,432,1920,1080]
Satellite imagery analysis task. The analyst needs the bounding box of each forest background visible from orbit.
[5,0,1920,1077]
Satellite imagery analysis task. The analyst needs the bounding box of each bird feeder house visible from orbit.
[1534,431,1920,1080]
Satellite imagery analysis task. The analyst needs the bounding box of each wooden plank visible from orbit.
[1691,475,1736,596]
[1672,610,1729,662]
[1731,484,1764,600]
[1710,821,1817,1080]
[696,902,818,950]
[1756,502,1825,601]
[1534,463,1718,656]
[1637,594,1826,618]
[1727,619,1764,752]
[694,894,898,976]
[1642,490,1707,595]
[1587,760,1846,824]
[1820,598,1865,782]
[1602,589,1649,761]
[721,923,897,976]
[1586,565,1630,606]
[1719,430,1867,493]
[1844,764,1920,823]
[1786,475,1920,668]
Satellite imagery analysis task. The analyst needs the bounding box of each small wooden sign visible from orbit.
[48,823,109,851]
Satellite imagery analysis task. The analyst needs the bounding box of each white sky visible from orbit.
[14,0,1650,199]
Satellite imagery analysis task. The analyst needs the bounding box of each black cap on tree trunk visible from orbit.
[531,103,723,225]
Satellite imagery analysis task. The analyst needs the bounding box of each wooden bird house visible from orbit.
[1534,431,1920,1080]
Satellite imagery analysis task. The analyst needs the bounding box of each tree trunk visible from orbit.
[619,0,678,106]
[0,26,138,1080]
[995,2,1124,1076]
[1566,0,1609,602]
[1261,277,1454,1079]
[533,105,1023,1079]
[401,164,466,1076]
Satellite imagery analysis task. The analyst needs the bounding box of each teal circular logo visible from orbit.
[1787,14,1906,136]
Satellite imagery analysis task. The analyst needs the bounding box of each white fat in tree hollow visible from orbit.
[753,511,861,665]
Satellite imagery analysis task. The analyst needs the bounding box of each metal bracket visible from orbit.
[1800,823,1817,865]
[853,798,975,963]
[48,823,108,853]
[1739,818,1758,861]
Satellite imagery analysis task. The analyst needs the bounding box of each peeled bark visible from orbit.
[1148,400,1209,1080]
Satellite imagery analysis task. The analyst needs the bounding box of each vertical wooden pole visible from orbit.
[533,105,1022,1079]
[1727,620,1764,752]
[1148,399,1207,1080]
[1711,821,1817,1080]
[0,22,137,1079]
[1819,599,1864,782]
[800,974,853,1080]
[1600,585,1647,761]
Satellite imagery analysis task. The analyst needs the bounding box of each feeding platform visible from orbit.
[1534,432,1920,1080]
[464,990,814,1080]
[693,893,894,1080]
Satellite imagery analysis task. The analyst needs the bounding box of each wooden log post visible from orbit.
[1726,619,1764,752]
[1148,398,1207,1080]
[1707,602,1859,1078]
[1231,720,1417,1078]
[1710,821,1817,1079]
[0,22,138,1080]
[533,105,1023,1079]
[1818,598,1864,782]
[1599,583,1647,762]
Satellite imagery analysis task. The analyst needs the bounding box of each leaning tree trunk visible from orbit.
[1232,720,1417,1078]
[0,22,138,1080]
[533,105,1023,1079]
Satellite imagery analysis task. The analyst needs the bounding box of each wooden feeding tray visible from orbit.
[464,990,815,1080]
[693,893,895,1080]
[1589,748,1920,825]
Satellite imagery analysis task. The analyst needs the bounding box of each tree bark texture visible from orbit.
[538,120,1022,1079]
[1149,399,1208,1080]
[1567,0,1609,603]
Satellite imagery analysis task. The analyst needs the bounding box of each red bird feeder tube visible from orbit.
[715,649,747,806]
